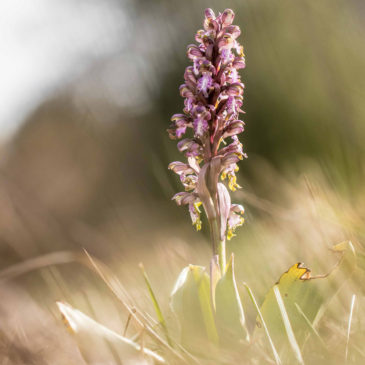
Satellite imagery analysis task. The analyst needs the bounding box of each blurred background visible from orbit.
[1,0,365,363]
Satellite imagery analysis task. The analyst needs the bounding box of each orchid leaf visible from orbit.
[57,301,165,364]
[170,265,218,354]
[215,254,250,345]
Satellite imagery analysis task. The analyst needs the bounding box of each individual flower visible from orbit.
[227,204,245,240]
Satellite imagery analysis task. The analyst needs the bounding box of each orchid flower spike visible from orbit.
[168,8,246,244]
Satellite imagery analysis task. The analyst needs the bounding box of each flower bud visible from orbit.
[224,25,241,39]
[233,57,246,70]
[226,83,244,96]
[179,84,194,98]
[222,120,245,138]
[204,8,215,20]
[187,44,203,60]
[168,161,194,176]
[222,9,235,27]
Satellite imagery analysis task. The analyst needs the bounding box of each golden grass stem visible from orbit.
[345,294,356,362]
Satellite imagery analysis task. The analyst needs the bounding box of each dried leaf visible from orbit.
[57,301,165,364]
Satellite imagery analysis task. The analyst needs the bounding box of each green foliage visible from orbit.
[255,241,361,364]
[52,241,365,364]
[168,255,250,354]
[215,254,249,345]
[170,265,218,354]
[244,283,282,365]
[256,262,324,360]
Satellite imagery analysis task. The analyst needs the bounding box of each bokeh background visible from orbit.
[1,0,365,363]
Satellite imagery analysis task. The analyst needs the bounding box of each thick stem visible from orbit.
[209,217,219,258]
[209,216,226,274]
[203,159,227,274]
[218,239,226,273]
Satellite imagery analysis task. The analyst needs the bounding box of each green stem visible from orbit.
[205,158,227,274]
[209,216,226,274]
[218,239,226,273]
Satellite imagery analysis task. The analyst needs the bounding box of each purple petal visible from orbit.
[187,44,204,60]
[177,138,202,157]
[198,59,215,74]
[226,96,237,114]
[193,117,209,137]
[180,174,198,191]
[184,97,194,113]
[218,35,234,51]
[220,48,233,65]
[179,84,194,98]
[168,161,194,175]
[204,8,215,20]
[226,68,239,83]
[184,67,197,85]
[205,44,214,59]
[226,83,244,97]
[195,29,205,44]
[172,191,198,206]
[168,114,193,139]
[197,73,213,98]
[233,57,246,70]
[222,120,245,138]
[224,25,241,39]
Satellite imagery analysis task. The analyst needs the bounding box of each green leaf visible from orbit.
[215,254,250,345]
[170,265,218,353]
[57,301,165,364]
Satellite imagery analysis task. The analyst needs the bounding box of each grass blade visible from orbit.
[345,294,356,362]
[84,250,192,365]
[0,251,79,282]
[139,263,172,346]
[294,302,327,351]
[243,283,281,365]
[273,285,304,365]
